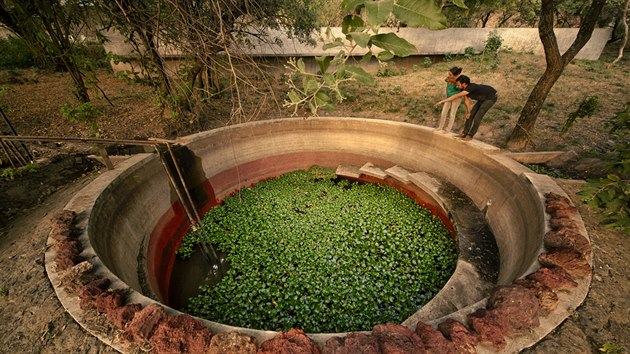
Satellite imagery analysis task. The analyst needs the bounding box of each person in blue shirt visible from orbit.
[434,75,497,141]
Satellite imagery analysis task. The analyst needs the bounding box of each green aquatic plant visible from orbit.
[179,166,457,333]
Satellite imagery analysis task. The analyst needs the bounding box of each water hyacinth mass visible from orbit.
[178,166,457,333]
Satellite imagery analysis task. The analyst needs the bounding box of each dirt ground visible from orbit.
[0,44,628,353]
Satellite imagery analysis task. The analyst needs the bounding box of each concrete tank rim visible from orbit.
[46,117,592,353]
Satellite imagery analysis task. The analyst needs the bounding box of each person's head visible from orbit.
[448,66,462,79]
[456,75,470,89]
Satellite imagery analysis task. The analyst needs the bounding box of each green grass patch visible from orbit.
[179,166,457,333]
[522,163,571,179]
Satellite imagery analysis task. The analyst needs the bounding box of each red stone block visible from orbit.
[526,267,578,291]
[467,309,507,349]
[94,289,124,314]
[539,249,592,278]
[438,319,478,354]
[323,333,380,354]
[512,279,559,314]
[372,323,425,354]
[258,328,321,354]
[122,303,168,343]
[544,229,591,257]
[414,321,456,354]
[106,303,143,330]
[149,314,213,353]
[488,285,539,334]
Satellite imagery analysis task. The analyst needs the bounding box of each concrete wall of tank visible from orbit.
[87,118,545,302]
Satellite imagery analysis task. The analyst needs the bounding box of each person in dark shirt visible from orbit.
[434,75,497,140]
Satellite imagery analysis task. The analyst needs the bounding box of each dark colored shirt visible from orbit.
[464,83,497,101]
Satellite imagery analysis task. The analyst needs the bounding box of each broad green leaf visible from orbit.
[605,198,623,213]
[323,37,344,50]
[342,14,365,34]
[297,58,305,72]
[331,50,348,65]
[345,65,376,86]
[323,42,339,50]
[607,174,621,182]
[393,0,447,30]
[342,0,365,13]
[377,50,395,61]
[347,31,371,48]
[315,56,332,74]
[288,90,300,104]
[361,51,373,63]
[315,92,331,106]
[323,73,336,86]
[365,0,393,26]
[371,33,416,57]
[334,66,346,79]
[451,0,468,9]
[303,76,319,94]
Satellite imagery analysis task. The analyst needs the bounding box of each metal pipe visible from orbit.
[1,133,219,261]
[154,146,214,263]
[155,146,196,226]
[0,139,17,168]
[6,139,28,166]
[97,145,115,170]
[0,135,177,146]
[166,143,219,260]
[0,107,34,162]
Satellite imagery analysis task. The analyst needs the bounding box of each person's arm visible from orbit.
[463,96,471,119]
[435,90,468,107]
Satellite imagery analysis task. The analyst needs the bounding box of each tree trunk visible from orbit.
[139,29,173,101]
[66,59,90,103]
[507,0,607,149]
[481,12,492,28]
[611,0,629,66]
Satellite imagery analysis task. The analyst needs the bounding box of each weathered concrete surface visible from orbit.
[48,118,591,353]
[246,27,612,60]
[104,27,611,62]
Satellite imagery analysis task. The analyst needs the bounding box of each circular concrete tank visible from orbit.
[48,118,591,353]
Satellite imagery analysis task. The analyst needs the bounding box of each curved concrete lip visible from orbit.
[45,117,591,353]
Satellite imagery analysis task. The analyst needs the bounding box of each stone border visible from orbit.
[45,119,592,353]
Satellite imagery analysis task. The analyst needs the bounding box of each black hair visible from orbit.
[456,75,470,85]
[449,66,462,76]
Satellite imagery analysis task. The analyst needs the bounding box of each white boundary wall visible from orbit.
[105,27,612,61]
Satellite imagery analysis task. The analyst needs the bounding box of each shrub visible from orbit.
[578,105,630,233]
[0,36,35,69]
[0,163,39,181]
[60,102,102,136]
[562,96,599,134]
[464,46,476,59]
[423,56,432,68]
[484,30,503,55]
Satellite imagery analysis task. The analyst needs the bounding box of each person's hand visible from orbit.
[464,113,471,120]
[434,101,443,108]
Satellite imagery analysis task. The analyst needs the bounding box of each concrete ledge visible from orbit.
[503,151,566,164]
[359,162,388,179]
[335,164,361,179]
[385,165,411,184]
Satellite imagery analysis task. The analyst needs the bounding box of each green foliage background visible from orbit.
[179,166,457,332]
